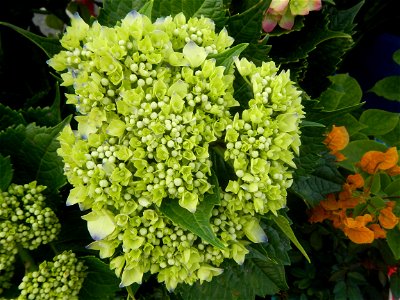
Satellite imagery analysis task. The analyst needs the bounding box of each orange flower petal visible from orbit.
[333,152,347,162]
[379,207,399,229]
[359,151,386,174]
[387,165,400,176]
[346,173,364,190]
[381,147,399,170]
[359,147,399,174]
[343,226,375,244]
[368,223,387,239]
[339,196,361,209]
[343,214,373,228]
[320,194,341,211]
[324,125,349,152]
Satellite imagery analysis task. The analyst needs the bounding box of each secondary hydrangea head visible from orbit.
[50,11,303,290]
[262,0,322,32]
[18,251,87,300]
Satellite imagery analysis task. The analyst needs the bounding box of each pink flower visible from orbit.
[262,0,322,33]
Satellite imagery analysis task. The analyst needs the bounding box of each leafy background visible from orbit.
[0,0,400,299]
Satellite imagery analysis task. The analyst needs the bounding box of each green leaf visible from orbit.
[333,280,347,300]
[393,49,400,65]
[226,0,270,42]
[138,0,153,18]
[79,256,120,300]
[307,103,364,126]
[329,1,364,34]
[391,272,400,298]
[369,174,382,196]
[98,0,148,26]
[21,84,62,127]
[178,258,287,299]
[0,103,26,130]
[0,22,62,58]
[0,116,71,191]
[332,113,367,136]
[317,74,362,111]
[387,227,400,260]
[379,120,400,148]
[385,179,400,197]
[210,146,235,189]
[240,42,271,66]
[291,175,342,206]
[338,140,387,171]
[370,76,400,102]
[270,214,310,263]
[208,43,248,73]
[0,154,13,191]
[249,222,291,265]
[359,109,399,136]
[159,170,224,248]
[152,0,226,28]
[300,121,325,128]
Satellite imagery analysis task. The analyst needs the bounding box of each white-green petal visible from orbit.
[82,209,116,240]
[183,41,207,68]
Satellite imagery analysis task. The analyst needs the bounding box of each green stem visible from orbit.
[126,286,136,300]
[17,244,36,273]
[50,242,59,255]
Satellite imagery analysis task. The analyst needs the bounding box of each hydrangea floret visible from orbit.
[17,251,87,300]
[50,11,304,291]
[262,0,322,32]
[0,182,61,293]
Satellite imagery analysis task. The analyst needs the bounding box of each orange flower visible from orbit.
[342,214,374,244]
[379,206,399,229]
[346,173,364,190]
[359,147,399,174]
[338,184,362,209]
[368,224,387,239]
[324,125,349,161]
[308,205,332,223]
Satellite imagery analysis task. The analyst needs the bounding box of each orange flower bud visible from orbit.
[379,206,399,229]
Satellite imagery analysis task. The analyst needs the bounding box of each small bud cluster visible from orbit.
[0,182,61,250]
[50,12,303,290]
[224,58,304,215]
[18,251,87,300]
[0,182,61,293]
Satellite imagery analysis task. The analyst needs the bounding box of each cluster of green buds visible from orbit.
[50,11,303,290]
[224,58,304,215]
[0,182,61,293]
[17,251,87,300]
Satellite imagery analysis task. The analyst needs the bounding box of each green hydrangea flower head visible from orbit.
[50,10,304,291]
[17,251,87,300]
